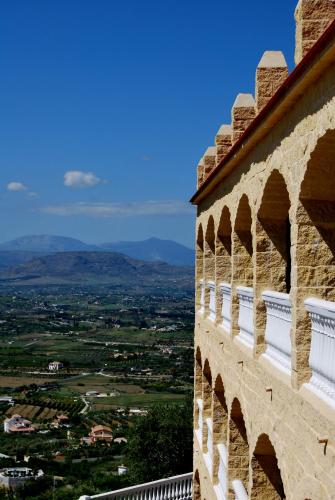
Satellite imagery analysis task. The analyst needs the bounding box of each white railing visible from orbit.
[231,479,248,500]
[237,286,254,347]
[78,473,193,500]
[206,418,213,461]
[195,399,203,448]
[199,279,205,314]
[208,281,216,321]
[203,418,213,476]
[262,291,292,373]
[305,298,335,403]
[220,283,232,333]
[215,443,227,500]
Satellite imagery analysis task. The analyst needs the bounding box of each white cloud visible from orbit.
[7,181,28,191]
[64,170,103,188]
[39,200,194,218]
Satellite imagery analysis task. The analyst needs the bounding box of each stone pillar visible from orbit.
[197,158,204,189]
[295,0,335,65]
[215,125,232,164]
[204,147,217,180]
[232,94,256,143]
[255,51,289,112]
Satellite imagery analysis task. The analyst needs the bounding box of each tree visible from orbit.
[126,401,193,483]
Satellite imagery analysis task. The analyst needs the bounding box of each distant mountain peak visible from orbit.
[0,235,194,267]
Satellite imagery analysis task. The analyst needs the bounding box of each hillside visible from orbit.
[100,237,194,266]
[0,251,194,289]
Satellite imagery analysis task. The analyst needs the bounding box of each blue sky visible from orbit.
[0,0,297,247]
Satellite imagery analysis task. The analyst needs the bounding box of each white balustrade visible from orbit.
[237,286,254,347]
[195,399,203,448]
[203,418,213,475]
[215,443,227,500]
[220,283,232,333]
[206,418,213,461]
[78,473,193,500]
[199,279,205,314]
[208,281,216,321]
[305,298,335,403]
[262,291,292,373]
[231,480,248,500]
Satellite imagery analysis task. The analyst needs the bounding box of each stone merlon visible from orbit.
[203,147,217,180]
[215,125,232,164]
[232,94,256,143]
[256,51,289,112]
[197,158,204,190]
[295,0,335,64]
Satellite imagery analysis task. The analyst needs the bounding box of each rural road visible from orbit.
[80,395,90,415]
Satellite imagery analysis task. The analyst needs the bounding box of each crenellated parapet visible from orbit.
[195,0,335,191]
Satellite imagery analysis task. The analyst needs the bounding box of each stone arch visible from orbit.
[216,207,233,328]
[255,170,292,363]
[216,206,232,283]
[195,346,202,400]
[202,359,213,454]
[232,195,254,338]
[212,375,229,496]
[295,129,335,385]
[250,433,285,499]
[228,398,249,498]
[257,170,291,293]
[194,347,203,442]
[205,216,216,318]
[193,470,201,500]
[196,224,205,312]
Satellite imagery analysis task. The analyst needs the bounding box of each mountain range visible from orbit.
[0,235,195,267]
[0,251,194,289]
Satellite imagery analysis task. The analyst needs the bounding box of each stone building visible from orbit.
[191,1,335,499]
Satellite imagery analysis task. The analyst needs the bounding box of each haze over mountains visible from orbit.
[0,235,195,267]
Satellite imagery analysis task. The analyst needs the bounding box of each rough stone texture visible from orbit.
[295,0,335,64]
[256,52,289,112]
[193,45,335,500]
[204,147,217,180]
[197,159,205,189]
[232,94,256,143]
[215,124,233,164]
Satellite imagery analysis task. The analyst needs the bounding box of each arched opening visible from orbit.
[296,130,335,387]
[205,217,216,320]
[251,434,285,499]
[193,470,201,500]
[258,171,291,293]
[228,398,249,498]
[232,196,254,343]
[194,347,203,446]
[216,207,232,331]
[213,376,228,498]
[256,171,292,371]
[202,360,213,465]
[196,224,205,313]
